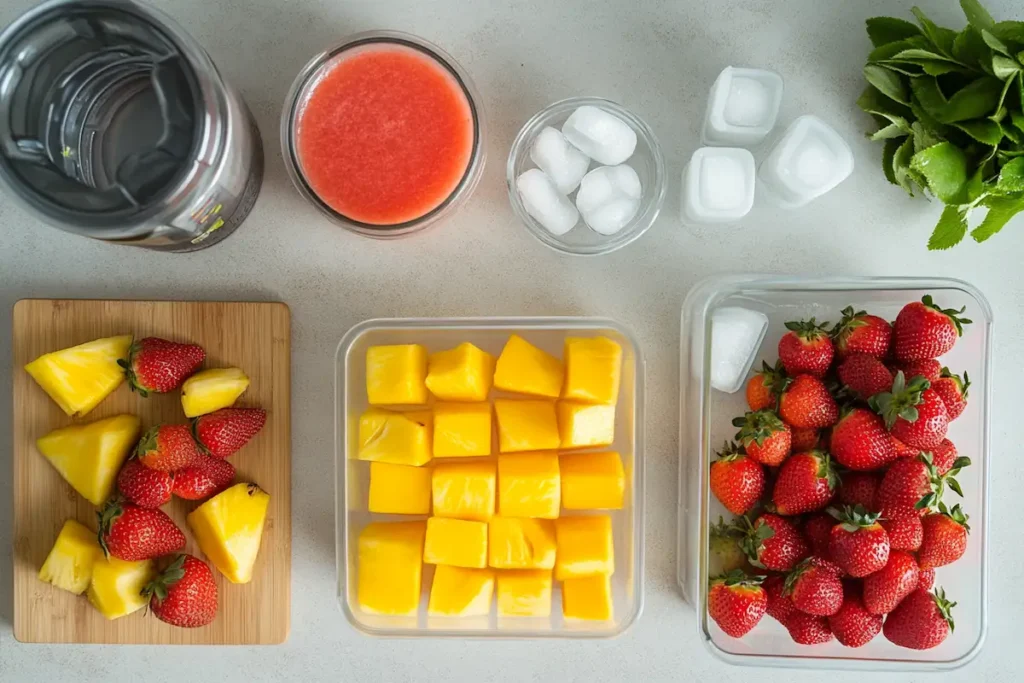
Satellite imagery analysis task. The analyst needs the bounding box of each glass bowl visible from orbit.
[506,97,666,256]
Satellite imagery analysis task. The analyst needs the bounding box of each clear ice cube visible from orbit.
[710,306,769,393]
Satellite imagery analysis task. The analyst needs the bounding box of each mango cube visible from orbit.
[497,452,560,519]
[493,334,564,398]
[432,460,495,521]
[562,336,623,404]
[358,409,432,466]
[488,517,556,569]
[426,343,494,401]
[562,574,613,621]
[366,344,428,406]
[38,519,102,595]
[423,517,488,568]
[494,399,559,453]
[560,451,625,510]
[368,462,432,515]
[357,521,426,616]
[428,565,495,616]
[557,402,615,449]
[433,402,492,457]
[555,515,614,580]
[496,570,552,617]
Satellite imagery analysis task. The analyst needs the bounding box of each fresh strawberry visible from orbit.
[881,515,923,552]
[871,372,949,450]
[932,368,969,421]
[790,427,820,452]
[764,574,797,623]
[97,499,186,561]
[708,571,767,638]
[827,505,890,577]
[918,503,970,569]
[837,471,879,510]
[773,450,838,515]
[832,307,892,359]
[918,568,935,591]
[145,554,218,628]
[737,514,809,571]
[118,337,205,396]
[779,319,834,378]
[116,458,172,508]
[892,437,921,459]
[732,411,791,466]
[785,557,843,616]
[786,611,834,644]
[830,407,896,472]
[136,424,201,472]
[875,452,968,520]
[802,513,834,558]
[863,550,919,615]
[893,296,971,362]
[828,585,883,648]
[745,360,787,412]
[193,407,267,458]
[882,587,955,650]
[892,358,942,383]
[709,517,749,575]
[172,456,236,501]
[778,375,839,429]
[931,438,959,475]
[837,353,893,399]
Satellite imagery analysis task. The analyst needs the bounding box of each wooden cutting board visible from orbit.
[12,299,291,644]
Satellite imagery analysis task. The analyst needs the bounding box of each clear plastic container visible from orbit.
[677,275,991,670]
[336,317,645,637]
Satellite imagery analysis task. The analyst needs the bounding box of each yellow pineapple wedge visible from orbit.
[38,519,102,595]
[87,556,155,620]
[180,367,251,417]
[25,335,132,416]
[188,483,270,584]
[36,414,141,505]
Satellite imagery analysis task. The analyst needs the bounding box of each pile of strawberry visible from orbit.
[708,296,974,651]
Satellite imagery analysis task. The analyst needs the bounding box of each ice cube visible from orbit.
[529,126,590,194]
[703,67,783,146]
[723,76,770,128]
[584,197,640,236]
[759,115,854,208]
[516,168,579,236]
[794,141,834,190]
[681,147,755,224]
[709,307,769,393]
[562,106,638,166]
[576,164,643,235]
[699,155,747,210]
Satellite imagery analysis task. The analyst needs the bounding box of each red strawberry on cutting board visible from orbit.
[194,407,267,458]
[119,337,205,396]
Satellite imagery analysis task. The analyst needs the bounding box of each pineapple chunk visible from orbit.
[493,399,559,453]
[493,334,564,398]
[562,337,622,404]
[87,556,155,620]
[426,342,495,401]
[24,335,133,417]
[180,367,250,417]
[187,483,270,584]
[432,460,495,521]
[38,519,102,595]
[488,517,556,569]
[36,414,141,505]
[423,517,488,568]
[497,452,560,519]
[428,565,494,616]
[562,574,613,621]
[555,515,614,580]
[357,521,426,616]
[368,462,432,515]
[357,409,432,466]
[433,402,492,457]
[497,569,552,617]
[560,451,625,510]
[366,344,428,406]
[557,402,615,449]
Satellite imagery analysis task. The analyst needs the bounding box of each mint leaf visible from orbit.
[972,194,1024,242]
[911,142,969,202]
[994,157,1024,194]
[995,75,1016,117]
[867,17,923,47]
[993,21,1024,46]
[943,78,1004,122]
[891,48,961,64]
[912,121,945,152]
[953,119,1005,145]
[992,55,1022,80]
[961,0,996,33]
[982,29,1012,57]
[882,138,902,185]
[912,7,958,56]
[1012,108,1024,135]
[966,165,990,202]
[857,85,913,119]
[869,36,932,62]
[953,27,994,72]
[910,77,948,120]
[872,123,912,140]
[864,64,909,105]
[893,137,919,195]
[929,205,969,250]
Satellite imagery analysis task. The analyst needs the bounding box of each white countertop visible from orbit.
[1,0,1022,681]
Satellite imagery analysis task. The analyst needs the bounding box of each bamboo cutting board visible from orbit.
[12,299,290,644]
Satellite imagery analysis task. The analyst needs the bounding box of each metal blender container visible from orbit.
[0,0,264,251]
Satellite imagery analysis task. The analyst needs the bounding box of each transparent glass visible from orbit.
[336,317,645,637]
[506,97,666,256]
[677,275,991,670]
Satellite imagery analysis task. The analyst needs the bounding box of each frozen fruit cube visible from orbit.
[432,460,496,521]
[428,565,495,616]
[368,462,432,515]
[488,517,556,569]
[560,451,625,510]
[493,334,564,398]
[562,336,623,404]
[494,399,560,453]
[496,569,552,617]
[423,517,488,568]
[557,402,615,449]
[366,344,428,406]
[425,342,495,401]
[357,521,426,616]
[357,409,432,466]
[562,574,613,621]
[433,402,492,457]
[555,515,614,580]
[497,452,560,519]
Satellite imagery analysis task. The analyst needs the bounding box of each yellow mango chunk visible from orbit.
[555,515,614,580]
[496,569,552,617]
[38,519,102,595]
[560,451,625,510]
[426,342,494,401]
[366,344,428,406]
[428,565,495,616]
[357,409,432,466]
[497,452,560,519]
[357,521,426,616]
[423,517,488,568]
[488,517,556,569]
[562,574,613,621]
[432,460,495,521]
[557,402,615,449]
[562,336,623,404]
[493,334,564,398]
[494,399,559,453]
[368,462,432,515]
[433,402,492,457]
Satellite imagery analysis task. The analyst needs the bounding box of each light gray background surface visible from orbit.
[1,0,1023,681]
